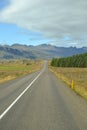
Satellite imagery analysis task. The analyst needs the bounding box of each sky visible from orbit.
[0,0,87,47]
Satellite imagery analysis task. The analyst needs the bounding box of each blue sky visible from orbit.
[0,23,50,45]
[0,0,87,47]
[0,0,8,9]
[0,0,51,46]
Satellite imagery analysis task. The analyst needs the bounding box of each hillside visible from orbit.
[0,44,87,59]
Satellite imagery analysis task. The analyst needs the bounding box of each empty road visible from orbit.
[0,62,87,130]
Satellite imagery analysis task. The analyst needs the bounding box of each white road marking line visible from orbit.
[0,71,42,120]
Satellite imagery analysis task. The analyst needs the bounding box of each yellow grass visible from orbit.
[49,65,87,100]
[0,60,43,83]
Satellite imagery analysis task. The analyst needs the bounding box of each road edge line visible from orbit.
[0,70,42,120]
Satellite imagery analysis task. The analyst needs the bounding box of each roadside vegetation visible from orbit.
[49,53,87,100]
[51,53,87,67]
[0,59,43,83]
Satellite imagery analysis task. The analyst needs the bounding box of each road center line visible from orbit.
[0,70,42,120]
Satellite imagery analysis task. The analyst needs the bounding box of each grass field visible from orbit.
[0,60,43,83]
[49,65,87,100]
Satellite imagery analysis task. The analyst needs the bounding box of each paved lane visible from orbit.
[0,62,87,130]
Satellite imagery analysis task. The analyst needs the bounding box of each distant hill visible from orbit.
[0,44,87,59]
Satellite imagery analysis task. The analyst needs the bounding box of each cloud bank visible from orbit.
[0,0,87,46]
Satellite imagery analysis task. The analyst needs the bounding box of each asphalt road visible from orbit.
[0,62,87,130]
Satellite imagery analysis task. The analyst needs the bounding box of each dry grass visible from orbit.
[49,65,87,100]
[0,60,43,83]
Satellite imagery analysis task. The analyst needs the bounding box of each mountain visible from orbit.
[0,44,87,59]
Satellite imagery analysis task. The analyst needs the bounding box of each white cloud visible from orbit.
[0,0,87,46]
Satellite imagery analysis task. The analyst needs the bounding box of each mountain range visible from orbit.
[0,44,87,59]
